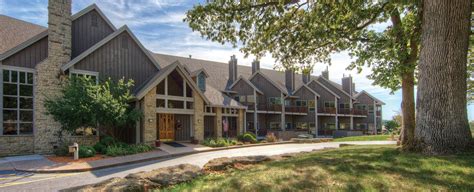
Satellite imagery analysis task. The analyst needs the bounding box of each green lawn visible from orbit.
[159,145,474,191]
[333,134,393,142]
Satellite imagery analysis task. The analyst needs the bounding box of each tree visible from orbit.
[185,0,420,150]
[384,120,400,134]
[45,76,141,136]
[467,10,474,102]
[415,0,472,154]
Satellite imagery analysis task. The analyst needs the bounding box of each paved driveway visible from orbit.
[0,141,395,192]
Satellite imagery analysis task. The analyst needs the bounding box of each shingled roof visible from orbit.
[152,53,309,93]
[0,15,46,55]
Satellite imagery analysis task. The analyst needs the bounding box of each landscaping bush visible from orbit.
[266,133,278,143]
[202,138,238,147]
[105,144,153,157]
[93,142,107,154]
[238,133,257,143]
[79,146,96,158]
[100,136,117,146]
[54,143,69,156]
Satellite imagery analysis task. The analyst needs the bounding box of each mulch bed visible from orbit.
[47,154,108,163]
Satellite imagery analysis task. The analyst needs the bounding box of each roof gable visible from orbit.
[249,71,288,94]
[61,26,160,71]
[72,4,116,31]
[135,61,209,104]
[294,84,320,97]
[307,79,340,99]
[229,76,264,94]
[355,90,385,105]
[316,76,353,99]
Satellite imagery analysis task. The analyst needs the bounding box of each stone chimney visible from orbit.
[321,66,329,79]
[228,55,238,84]
[252,59,260,74]
[342,74,353,94]
[34,0,72,153]
[285,69,295,93]
[302,71,311,84]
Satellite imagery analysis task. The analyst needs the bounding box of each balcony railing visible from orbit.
[376,111,381,116]
[285,106,308,113]
[338,108,351,114]
[352,109,368,115]
[318,107,337,114]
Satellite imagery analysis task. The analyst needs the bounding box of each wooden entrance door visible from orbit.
[158,113,175,141]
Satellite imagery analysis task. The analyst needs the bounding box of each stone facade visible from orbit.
[193,90,204,141]
[33,0,72,154]
[238,109,245,135]
[142,87,157,145]
[214,108,223,137]
[0,136,34,157]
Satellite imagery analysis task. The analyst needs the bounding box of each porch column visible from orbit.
[135,102,141,144]
[253,90,258,135]
[238,109,245,134]
[314,96,318,137]
[335,96,339,130]
[350,99,354,130]
[281,93,285,131]
[215,108,223,137]
[373,101,377,135]
[193,90,205,141]
[143,87,157,146]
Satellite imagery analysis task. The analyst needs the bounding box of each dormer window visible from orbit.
[197,72,206,92]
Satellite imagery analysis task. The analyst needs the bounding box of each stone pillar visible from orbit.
[34,0,72,153]
[193,91,205,141]
[143,87,157,146]
[238,109,245,134]
[214,108,223,137]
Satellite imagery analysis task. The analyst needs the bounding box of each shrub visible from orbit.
[93,142,107,154]
[79,146,96,158]
[105,144,153,157]
[54,144,69,156]
[238,133,257,143]
[266,133,278,143]
[202,138,238,147]
[100,136,117,146]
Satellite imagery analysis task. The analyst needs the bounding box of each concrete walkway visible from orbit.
[2,141,394,174]
[0,141,395,191]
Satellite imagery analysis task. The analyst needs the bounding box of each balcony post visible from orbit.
[335,96,339,130]
[281,93,285,131]
[253,90,258,136]
[314,96,318,137]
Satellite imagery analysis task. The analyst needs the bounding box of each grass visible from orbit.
[158,145,474,191]
[333,134,393,142]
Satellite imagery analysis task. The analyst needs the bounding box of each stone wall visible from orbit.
[193,91,204,141]
[268,130,309,141]
[0,136,34,157]
[214,108,222,137]
[238,109,245,134]
[33,0,72,154]
[142,87,157,146]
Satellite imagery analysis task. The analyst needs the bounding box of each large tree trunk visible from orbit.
[400,71,416,150]
[415,0,472,155]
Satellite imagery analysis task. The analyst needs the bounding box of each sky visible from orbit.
[1,0,473,121]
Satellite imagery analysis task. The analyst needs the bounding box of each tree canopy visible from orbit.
[45,76,141,134]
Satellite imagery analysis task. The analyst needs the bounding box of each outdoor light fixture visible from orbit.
[148,119,153,123]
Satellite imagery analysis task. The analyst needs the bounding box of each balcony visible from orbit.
[318,107,337,114]
[338,108,351,115]
[376,111,381,116]
[352,109,368,116]
[285,106,308,113]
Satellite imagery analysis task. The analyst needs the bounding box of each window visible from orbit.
[368,104,374,113]
[205,106,213,113]
[157,99,165,108]
[238,96,246,102]
[296,100,307,107]
[309,123,316,129]
[284,100,291,106]
[186,102,194,109]
[197,73,206,91]
[355,104,367,110]
[339,103,350,109]
[268,97,282,105]
[246,95,255,103]
[296,122,308,130]
[308,100,316,112]
[2,69,34,135]
[324,123,336,130]
[339,123,349,130]
[286,123,293,130]
[269,122,280,130]
[355,123,367,129]
[324,101,335,108]
[168,100,184,109]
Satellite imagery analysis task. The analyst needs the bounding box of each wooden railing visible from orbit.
[318,107,337,114]
[285,106,308,113]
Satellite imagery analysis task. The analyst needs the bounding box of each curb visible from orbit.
[15,141,297,174]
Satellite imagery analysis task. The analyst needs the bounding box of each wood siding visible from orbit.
[231,79,254,95]
[308,81,336,107]
[72,10,114,58]
[2,36,48,68]
[74,32,159,89]
[175,114,192,141]
[293,86,316,122]
[250,73,281,97]
[317,79,351,103]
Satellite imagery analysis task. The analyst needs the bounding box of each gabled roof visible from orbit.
[0,30,48,61]
[190,68,209,78]
[0,4,116,61]
[355,90,386,105]
[204,84,246,109]
[249,71,288,95]
[134,61,209,105]
[293,84,320,98]
[61,26,161,71]
[316,76,354,99]
[228,76,264,95]
[307,79,341,99]
[72,4,117,31]
[0,14,46,55]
